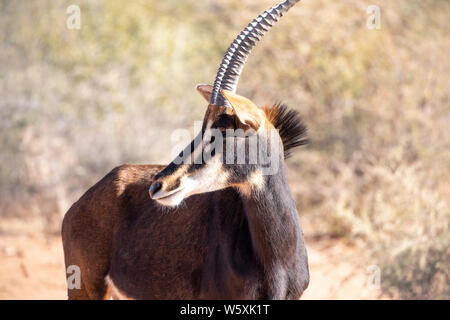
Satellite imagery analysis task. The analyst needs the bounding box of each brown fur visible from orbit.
[62,164,163,299]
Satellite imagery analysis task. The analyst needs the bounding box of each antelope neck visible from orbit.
[242,161,300,270]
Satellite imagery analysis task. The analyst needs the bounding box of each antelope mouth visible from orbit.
[150,185,188,207]
[151,186,184,200]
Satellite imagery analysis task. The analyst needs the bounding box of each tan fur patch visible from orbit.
[221,89,266,130]
[161,165,188,192]
[236,169,265,196]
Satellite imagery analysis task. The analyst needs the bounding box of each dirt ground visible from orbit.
[0,217,386,300]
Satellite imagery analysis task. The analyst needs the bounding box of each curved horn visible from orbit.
[210,0,301,107]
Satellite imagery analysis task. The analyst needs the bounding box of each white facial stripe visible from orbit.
[154,157,228,207]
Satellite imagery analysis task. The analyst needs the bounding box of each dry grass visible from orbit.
[0,0,449,299]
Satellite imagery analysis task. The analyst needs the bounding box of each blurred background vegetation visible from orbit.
[0,0,449,299]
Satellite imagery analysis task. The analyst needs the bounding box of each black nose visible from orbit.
[149,181,162,198]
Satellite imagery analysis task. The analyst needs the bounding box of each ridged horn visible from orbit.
[210,0,301,107]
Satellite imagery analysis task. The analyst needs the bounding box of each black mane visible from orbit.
[263,103,308,158]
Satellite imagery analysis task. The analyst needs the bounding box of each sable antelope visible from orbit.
[62,0,309,299]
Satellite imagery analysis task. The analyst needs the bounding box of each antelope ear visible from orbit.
[196,84,213,102]
[221,89,265,130]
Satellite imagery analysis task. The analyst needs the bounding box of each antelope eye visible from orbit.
[212,114,235,130]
